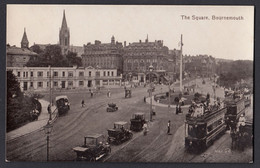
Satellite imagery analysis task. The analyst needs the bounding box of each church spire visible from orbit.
[61,10,68,29]
[145,34,149,43]
[59,10,70,55]
[21,28,29,48]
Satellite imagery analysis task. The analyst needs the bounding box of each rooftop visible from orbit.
[7,45,38,56]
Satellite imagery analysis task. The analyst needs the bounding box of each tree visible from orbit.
[7,70,21,100]
[66,51,82,67]
[30,44,43,54]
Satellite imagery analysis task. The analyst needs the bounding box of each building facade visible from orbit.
[82,36,124,74]
[123,37,175,84]
[7,66,122,92]
[184,55,216,78]
[6,29,38,67]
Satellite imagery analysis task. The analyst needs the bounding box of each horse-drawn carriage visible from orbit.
[231,120,253,151]
[106,103,118,112]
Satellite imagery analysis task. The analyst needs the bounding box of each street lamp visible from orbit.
[149,65,154,121]
[44,121,53,162]
[48,65,52,121]
[168,77,171,111]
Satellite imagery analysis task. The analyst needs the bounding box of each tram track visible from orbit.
[6,95,114,161]
[6,88,149,161]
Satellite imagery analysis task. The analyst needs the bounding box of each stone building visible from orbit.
[123,37,175,84]
[6,29,38,67]
[184,55,216,78]
[7,66,122,92]
[82,36,124,74]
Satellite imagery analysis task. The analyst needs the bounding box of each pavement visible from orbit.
[6,99,57,141]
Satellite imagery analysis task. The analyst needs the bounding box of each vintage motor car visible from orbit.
[130,113,146,131]
[107,121,133,144]
[106,103,118,112]
[56,95,70,116]
[73,134,111,161]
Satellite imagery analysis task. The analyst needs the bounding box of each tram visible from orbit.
[56,95,70,116]
[185,103,227,152]
[225,94,245,131]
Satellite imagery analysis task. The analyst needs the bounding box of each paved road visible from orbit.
[6,79,253,162]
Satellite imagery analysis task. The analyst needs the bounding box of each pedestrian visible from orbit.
[144,96,146,103]
[176,104,179,114]
[143,122,148,136]
[107,89,111,98]
[167,120,171,134]
[179,105,182,114]
[90,90,93,97]
[47,104,51,114]
[81,100,85,107]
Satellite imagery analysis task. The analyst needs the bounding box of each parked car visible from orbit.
[107,103,118,112]
[130,113,146,132]
[73,134,111,161]
[107,121,133,145]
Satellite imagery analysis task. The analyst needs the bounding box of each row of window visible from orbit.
[17,71,115,78]
[127,59,157,63]
[30,81,86,88]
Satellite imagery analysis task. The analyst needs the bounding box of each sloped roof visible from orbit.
[7,45,37,56]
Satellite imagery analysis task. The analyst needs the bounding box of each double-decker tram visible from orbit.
[225,93,245,131]
[185,102,227,152]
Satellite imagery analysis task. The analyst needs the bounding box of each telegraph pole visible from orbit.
[180,34,183,93]
[49,65,52,120]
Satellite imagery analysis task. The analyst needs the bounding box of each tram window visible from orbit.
[207,125,213,133]
[188,125,197,137]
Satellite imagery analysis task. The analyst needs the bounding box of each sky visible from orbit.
[7,5,254,60]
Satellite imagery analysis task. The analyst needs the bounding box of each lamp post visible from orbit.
[44,121,53,162]
[48,65,52,121]
[149,65,154,121]
[168,77,171,112]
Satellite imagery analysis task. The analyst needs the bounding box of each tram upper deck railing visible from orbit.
[186,106,227,123]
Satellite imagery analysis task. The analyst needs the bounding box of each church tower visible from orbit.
[21,28,29,48]
[59,10,70,54]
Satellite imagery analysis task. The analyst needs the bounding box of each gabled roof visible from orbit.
[7,45,37,56]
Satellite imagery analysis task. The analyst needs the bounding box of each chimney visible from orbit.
[139,40,142,43]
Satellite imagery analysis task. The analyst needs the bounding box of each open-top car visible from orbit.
[130,113,146,131]
[107,121,133,145]
[106,103,118,112]
[73,134,111,161]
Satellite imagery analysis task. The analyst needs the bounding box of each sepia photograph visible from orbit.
[6,5,254,163]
